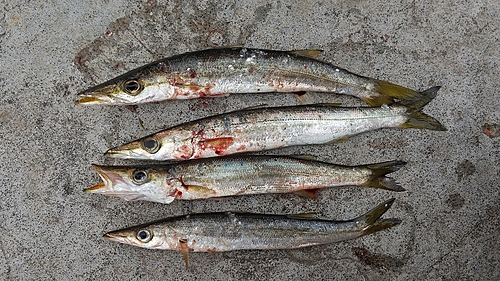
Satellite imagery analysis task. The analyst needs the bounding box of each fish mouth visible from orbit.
[84,182,106,192]
[103,230,133,243]
[84,164,116,193]
[105,141,146,159]
[76,84,117,105]
[104,148,133,158]
[76,93,113,105]
[84,165,150,201]
[76,95,107,105]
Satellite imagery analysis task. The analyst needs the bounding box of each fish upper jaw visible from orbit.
[103,229,138,245]
[76,84,121,105]
[104,142,151,160]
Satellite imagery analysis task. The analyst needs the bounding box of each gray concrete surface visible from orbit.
[1,0,499,280]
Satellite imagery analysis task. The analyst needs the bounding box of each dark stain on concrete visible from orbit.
[456,160,476,182]
[482,123,500,138]
[352,247,406,270]
[445,193,465,209]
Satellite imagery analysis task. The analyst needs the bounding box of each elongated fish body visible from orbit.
[105,88,445,161]
[104,199,400,266]
[77,48,419,106]
[85,156,405,203]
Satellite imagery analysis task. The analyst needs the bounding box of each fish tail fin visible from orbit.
[367,80,420,106]
[361,218,402,237]
[398,86,446,131]
[354,198,400,237]
[362,161,407,192]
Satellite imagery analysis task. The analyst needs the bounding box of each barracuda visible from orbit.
[104,87,445,161]
[84,156,406,203]
[77,47,422,106]
[103,199,399,267]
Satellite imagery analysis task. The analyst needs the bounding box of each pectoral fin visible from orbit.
[179,239,190,268]
[186,185,216,195]
[295,92,314,104]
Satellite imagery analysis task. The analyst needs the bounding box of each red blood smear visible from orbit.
[169,189,183,198]
[192,129,205,138]
[76,56,84,66]
[189,85,213,98]
[198,137,234,155]
[177,145,193,159]
[178,175,189,190]
[189,68,197,78]
[198,89,209,97]
[236,145,246,151]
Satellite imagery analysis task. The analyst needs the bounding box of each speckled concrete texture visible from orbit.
[0,0,499,280]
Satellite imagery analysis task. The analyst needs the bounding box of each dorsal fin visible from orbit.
[240,103,268,111]
[290,49,324,58]
[326,136,350,144]
[314,103,342,107]
[289,154,317,161]
[287,212,317,219]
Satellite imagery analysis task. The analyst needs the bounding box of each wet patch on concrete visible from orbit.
[456,160,476,182]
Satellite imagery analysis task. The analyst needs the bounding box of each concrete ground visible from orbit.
[1,0,499,280]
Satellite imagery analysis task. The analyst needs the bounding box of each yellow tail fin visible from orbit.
[399,86,446,131]
[366,80,421,106]
[354,198,401,237]
[362,161,407,192]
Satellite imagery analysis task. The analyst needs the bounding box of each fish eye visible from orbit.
[141,138,160,154]
[131,170,149,184]
[136,229,152,243]
[123,79,143,95]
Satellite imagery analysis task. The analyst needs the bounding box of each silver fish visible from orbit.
[85,156,406,203]
[77,47,420,106]
[105,87,445,161]
[104,198,400,267]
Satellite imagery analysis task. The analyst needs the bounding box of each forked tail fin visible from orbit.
[354,198,401,237]
[399,86,446,131]
[362,161,407,192]
[367,80,421,106]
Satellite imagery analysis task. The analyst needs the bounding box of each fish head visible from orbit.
[85,165,179,204]
[105,130,195,161]
[77,69,175,105]
[103,222,179,250]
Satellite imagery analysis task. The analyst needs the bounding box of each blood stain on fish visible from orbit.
[198,137,234,155]
[188,68,197,78]
[176,145,193,159]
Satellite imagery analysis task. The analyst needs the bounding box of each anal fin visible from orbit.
[293,189,320,199]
